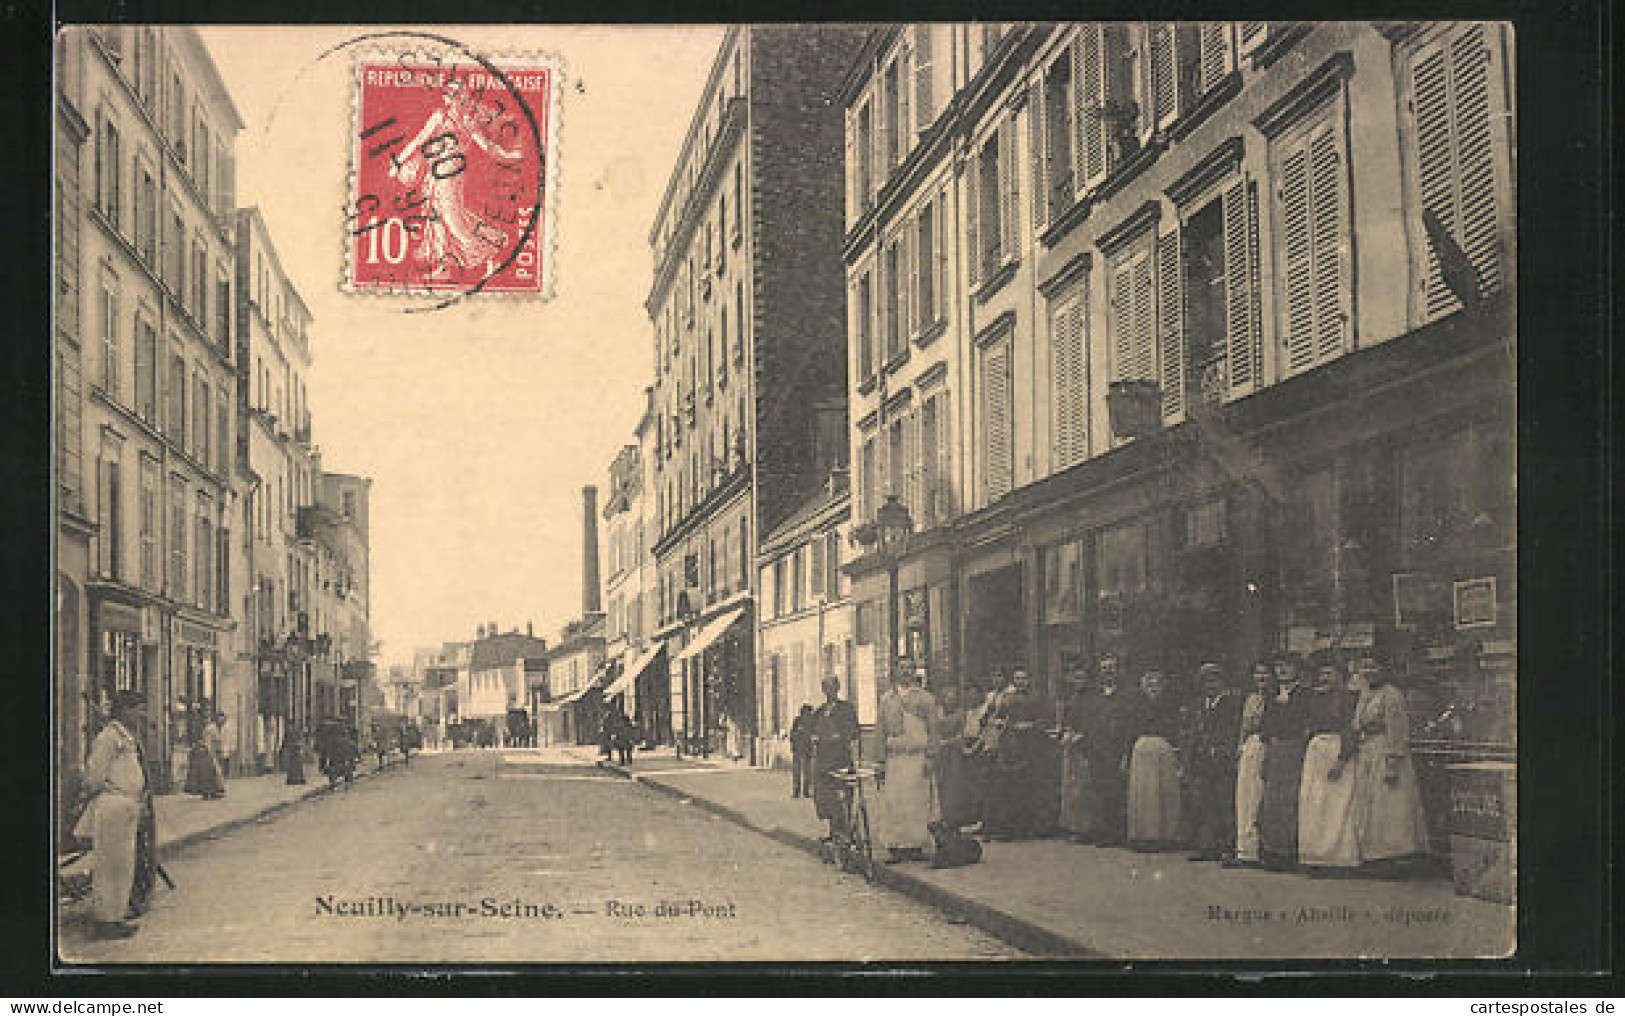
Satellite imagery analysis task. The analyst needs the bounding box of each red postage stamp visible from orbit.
[345,49,561,300]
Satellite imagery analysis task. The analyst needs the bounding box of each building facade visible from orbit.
[60,25,244,792]
[756,474,857,767]
[646,25,865,761]
[319,470,374,723]
[841,22,1515,851]
[235,206,322,769]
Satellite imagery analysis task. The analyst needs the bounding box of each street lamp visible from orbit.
[874,494,914,675]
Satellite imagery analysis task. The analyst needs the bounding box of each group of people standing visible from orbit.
[787,648,1432,876]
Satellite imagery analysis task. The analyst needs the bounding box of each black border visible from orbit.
[3,0,1614,995]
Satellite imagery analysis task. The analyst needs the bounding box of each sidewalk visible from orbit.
[150,755,398,859]
[585,747,1516,960]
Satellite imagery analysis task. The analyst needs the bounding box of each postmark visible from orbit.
[344,43,561,303]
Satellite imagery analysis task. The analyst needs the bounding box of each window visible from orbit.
[1403,23,1511,321]
[1161,177,1262,421]
[861,434,878,522]
[981,332,1014,501]
[216,385,230,476]
[98,275,120,395]
[855,270,874,382]
[1034,46,1075,228]
[855,102,874,210]
[196,498,213,609]
[915,198,940,329]
[1049,272,1090,470]
[58,344,84,515]
[919,392,942,525]
[167,209,185,296]
[95,112,122,229]
[168,352,186,443]
[1275,109,1352,376]
[791,548,805,613]
[883,58,906,170]
[912,26,934,130]
[773,558,787,617]
[968,120,1019,286]
[884,239,903,359]
[809,535,826,603]
[191,237,207,320]
[887,417,905,501]
[215,264,231,348]
[1109,245,1157,401]
[825,530,842,599]
[135,162,157,264]
[139,457,158,589]
[134,314,157,422]
[100,452,123,579]
[170,479,188,601]
[732,163,743,239]
[194,370,210,464]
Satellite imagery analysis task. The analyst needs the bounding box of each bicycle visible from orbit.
[825,764,881,882]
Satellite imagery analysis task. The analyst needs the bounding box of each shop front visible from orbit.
[168,615,227,793]
[671,603,752,760]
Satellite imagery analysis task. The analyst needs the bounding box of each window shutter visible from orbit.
[1279,139,1317,375]
[1029,79,1048,232]
[938,391,955,518]
[1130,252,1156,382]
[1239,22,1268,56]
[903,224,917,341]
[936,188,949,322]
[913,26,934,129]
[984,338,1013,500]
[898,48,912,160]
[1198,23,1234,94]
[905,409,921,520]
[966,159,982,288]
[1150,24,1178,129]
[1051,281,1088,468]
[1111,260,1134,381]
[1449,25,1503,301]
[1075,25,1106,187]
[1157,227,1185,422]
[998,119,1019,264]
[1223,178,1261,396]
[844,110,857,221]
[1309,124,1349,363]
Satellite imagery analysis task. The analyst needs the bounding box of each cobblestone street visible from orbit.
[58,750,1018,964]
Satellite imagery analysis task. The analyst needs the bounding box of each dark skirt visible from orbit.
[934,742,980,829]
[1184,752,1238,854]
[1257,737,1307,866]
[184,743,225,797]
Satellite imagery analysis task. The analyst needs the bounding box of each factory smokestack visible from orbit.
[581,486,601,615]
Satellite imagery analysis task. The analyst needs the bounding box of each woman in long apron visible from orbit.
[1350,659,1431,867]
[1257,654,1310,870]
[1296,653,1361,872]
[182,708,225,799]
[932,684,976,831]
[1126,670,1183,850]
[1230,662,1273,866]
[874,669,939,861]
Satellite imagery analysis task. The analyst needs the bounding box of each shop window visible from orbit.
[1281,468,1337,625]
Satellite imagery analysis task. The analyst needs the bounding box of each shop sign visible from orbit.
[176,621,218,648]
[1453,577,1497,630]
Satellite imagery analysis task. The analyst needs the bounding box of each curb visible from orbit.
[155,758,401,862]
[624,769,1099,959]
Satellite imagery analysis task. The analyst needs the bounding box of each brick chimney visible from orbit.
[582,486,601,615]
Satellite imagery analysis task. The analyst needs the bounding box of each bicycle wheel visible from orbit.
[853,800,877,882]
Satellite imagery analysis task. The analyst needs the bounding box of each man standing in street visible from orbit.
[74,691,150,939]
[809,675,860,844]
[1182,662,1245,861]
[788,704,814,798]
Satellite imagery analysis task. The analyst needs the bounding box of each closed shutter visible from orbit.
[998,119,1019,265]
[899,48,912,162]
[905,408,921,520]
[966,159,981,288]
[1075,25,1106,187]
[1279,140,1317,374]
[1030,79,1048,231]
[1130,252,1157,382]
[902,226,916,342]
[1051,280,1088,469]
[984,338,1013,501]
[1239,22,1268,56]
[920,396,939,524]
[844,110,857,221]
[913,26,934,129]
[1150,24,1178,129]
[1198,23,1233,94]
[1309,125,1349,363]
[1157,227,1185,422]
[1223,178,1262,396]
[935,187,949,322]
[1411,25,1504,320]
[1111,260,1134,381]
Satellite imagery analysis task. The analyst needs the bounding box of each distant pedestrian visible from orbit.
[183,708,226,800]
[788,704,814,799]
[607,704,635,766]
[809,676,860,844]
[281,726,307,786]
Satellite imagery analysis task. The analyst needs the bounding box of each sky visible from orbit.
[197,25,725,669]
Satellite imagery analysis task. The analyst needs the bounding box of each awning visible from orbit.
[673,607,747,664]
[539,685,591,711]
[603,642,667,699]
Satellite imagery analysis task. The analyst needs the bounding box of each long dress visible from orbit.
[1351,683,1431,860]
[933,704,977,829]
[1297,688,1361,868]
[1080,689,1134,844]
[183,722,226,798]
[1257,684,1311,868]
[74,719,147,924]
[1056,691,1095,837]
[1233,692,1268,862]
[874,687,938,851]
[1127,692,1183,848]
[1182,690,1245,856]
[982,689,1048,839]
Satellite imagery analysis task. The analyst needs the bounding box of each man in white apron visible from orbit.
[74,691,149,939]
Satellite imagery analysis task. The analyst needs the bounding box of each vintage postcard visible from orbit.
[51,22,1516,965]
